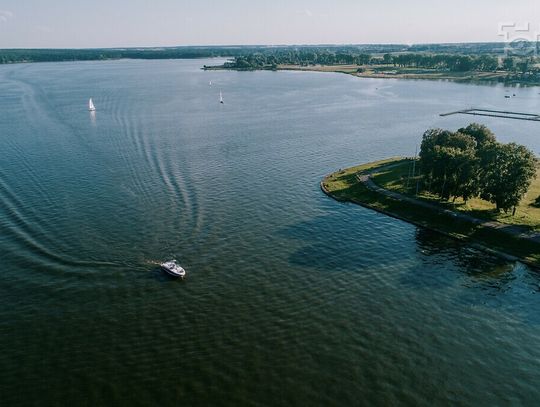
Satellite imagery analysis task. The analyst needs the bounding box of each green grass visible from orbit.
[371,160,540,231]
[322,158,540,267]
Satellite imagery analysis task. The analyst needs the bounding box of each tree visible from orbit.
[420,125,537,211]
[452,55,473,72]
[502,57,515,71]
[516,59,530,74]
[419,129,478,201]
[477,55,498,71]
[457,123,496,148]
[480,142,537,212]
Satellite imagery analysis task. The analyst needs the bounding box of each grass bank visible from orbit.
[276,64,540,86]
[321,158,540,267]
[373,160,540,231]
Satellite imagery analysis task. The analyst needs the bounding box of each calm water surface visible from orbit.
[1,59,540,406]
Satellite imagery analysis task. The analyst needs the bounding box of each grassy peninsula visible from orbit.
[322,125,540,267]
[322,159,540,266]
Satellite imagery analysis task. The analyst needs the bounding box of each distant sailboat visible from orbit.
[219,91,224,104]
[209,81,212,86]
[88,98,96,111]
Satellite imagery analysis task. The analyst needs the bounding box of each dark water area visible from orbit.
[1,59,540,406]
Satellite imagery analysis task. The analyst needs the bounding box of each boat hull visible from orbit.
[161,265,186,278]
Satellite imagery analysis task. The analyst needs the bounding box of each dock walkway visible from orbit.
[440,108,540,122]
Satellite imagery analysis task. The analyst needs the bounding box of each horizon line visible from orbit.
[0,40,520,51]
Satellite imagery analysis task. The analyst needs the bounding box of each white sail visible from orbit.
[219,91,223,104]
[88,98,96,111]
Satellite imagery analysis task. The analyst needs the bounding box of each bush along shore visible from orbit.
[321,124,540,267]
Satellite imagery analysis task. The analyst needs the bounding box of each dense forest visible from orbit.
[224,51,506,72]
[0,47,235,64]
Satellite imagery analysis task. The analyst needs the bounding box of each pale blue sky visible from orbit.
[0,0,539,48]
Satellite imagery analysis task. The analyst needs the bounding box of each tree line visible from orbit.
[418,124,537,214]
[391,53,499,72]
[0,46,254,64]
[225,50,540,75]
[0,43,528,65]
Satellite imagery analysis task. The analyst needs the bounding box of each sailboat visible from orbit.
[88,98,96,111]
[219,91,224,104]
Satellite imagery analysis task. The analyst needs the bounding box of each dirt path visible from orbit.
[358,165,540,244]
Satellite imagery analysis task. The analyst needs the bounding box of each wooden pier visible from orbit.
[440,108,540,122]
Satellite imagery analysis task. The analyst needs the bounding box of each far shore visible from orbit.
[321,158,540,268]
[204,64,540,87]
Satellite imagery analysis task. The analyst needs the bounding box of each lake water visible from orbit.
[2,59,540,406]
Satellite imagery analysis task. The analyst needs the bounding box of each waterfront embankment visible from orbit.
[321,158,540,267]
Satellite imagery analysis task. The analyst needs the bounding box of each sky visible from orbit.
[0,0,539,48]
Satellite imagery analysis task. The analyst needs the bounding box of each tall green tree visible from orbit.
[502,57,515,71]
[382,53,393,65]
[457,123,496,148]
[419,129,478,201]
[480,142,536,212]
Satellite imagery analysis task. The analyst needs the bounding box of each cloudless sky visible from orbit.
[0,0,539,48]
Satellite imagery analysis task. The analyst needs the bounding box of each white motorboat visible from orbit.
[160,260,186,278]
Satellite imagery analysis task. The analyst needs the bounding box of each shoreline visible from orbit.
[205,64,540,87]
[321,158,540,268]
